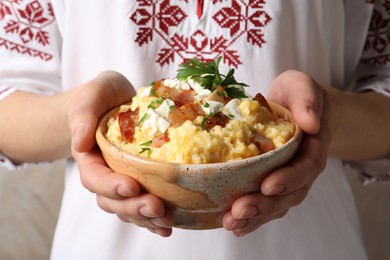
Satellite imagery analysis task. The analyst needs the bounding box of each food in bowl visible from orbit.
[105,58,295,164]
[96,57,301,229]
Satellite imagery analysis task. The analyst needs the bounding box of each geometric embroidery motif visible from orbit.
[130,0,271,68]
[361,0,390,65]
[0,0,55,61]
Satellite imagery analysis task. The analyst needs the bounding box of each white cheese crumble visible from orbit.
[139,86,152,97]
[141,109,170,136]
[187,78,212,101]
[163,78,190,90]
[155,99,175,120]
[202,100,224,114]
[222,99,242,120]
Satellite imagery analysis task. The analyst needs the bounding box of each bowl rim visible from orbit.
[96,101,302,168]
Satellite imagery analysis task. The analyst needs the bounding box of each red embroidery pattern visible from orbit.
[130,0,271,68]
[0,0,55,61]
[213,0,271,48]
[197,0,203,19]
[361,0,390,64]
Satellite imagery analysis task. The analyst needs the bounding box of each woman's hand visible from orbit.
[68,71,174,237]
[223,70,331,236]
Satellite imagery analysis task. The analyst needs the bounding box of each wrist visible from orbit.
[324,86,390,160]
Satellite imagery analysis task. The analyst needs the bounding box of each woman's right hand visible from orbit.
[68,71,174,237]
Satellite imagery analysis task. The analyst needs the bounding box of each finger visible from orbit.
[230,210,289,237]
[149,212,175,229]
[75,147,140,199]
[118,213,174,233]
[268,70,324,135]
[117,214,162,229]
[97,193,166,219]
[261,132,328,196]
[117,202,175,235]
[97,193,175,234]
[229,185,310,220]
[223,211,248,231]
[146,227,174,237]
[68,71,136,153]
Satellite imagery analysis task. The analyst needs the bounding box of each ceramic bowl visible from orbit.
[96,102,302,230]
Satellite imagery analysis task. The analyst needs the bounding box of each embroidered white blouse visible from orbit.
[1,0,389,259]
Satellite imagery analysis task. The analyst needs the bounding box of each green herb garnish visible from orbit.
[148,98,164,109]
[225,87,248,99]
[201,113,216,130]
[139,140,152,156]
[140,140,152,146]
[136,112,149,127]
[139,147,152,156]
[176,56,248,99]
[150,87,157,97]
[177,57,222,89]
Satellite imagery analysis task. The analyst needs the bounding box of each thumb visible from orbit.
[70,113,99,155]
[69,71,136,154]
[267,70,324,135]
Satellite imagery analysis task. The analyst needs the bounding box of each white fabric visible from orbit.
[51,159,366,260]
[3,0,390,259]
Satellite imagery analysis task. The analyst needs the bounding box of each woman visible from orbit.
[1,0,389,259]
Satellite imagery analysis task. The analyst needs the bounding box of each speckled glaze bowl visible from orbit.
[96,102,302,230]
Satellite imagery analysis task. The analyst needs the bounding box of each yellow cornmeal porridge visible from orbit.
[105,84,295,164]
[105,58,295,164]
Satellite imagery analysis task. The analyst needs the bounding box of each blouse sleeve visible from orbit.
[0,0,62,170]
[346,0,390,184]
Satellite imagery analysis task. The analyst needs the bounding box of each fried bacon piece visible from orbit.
[254,93,273,114]
[151,80,175,99]
[118,107,140,142]
[152,132,170,148]
[204,85,231,105]
[179,103,206,120]
[169,102,206,127]
[252,133,276,154]
[204,112,230,131]
[173,89,196,107]
[151,81,198,109]
[169,107,187,127]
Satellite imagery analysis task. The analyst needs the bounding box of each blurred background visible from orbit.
[0,160,389,260]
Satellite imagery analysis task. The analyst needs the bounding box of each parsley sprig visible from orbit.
[176,57,248,99]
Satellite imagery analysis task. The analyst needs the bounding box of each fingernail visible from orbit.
[264,185,285,196]
[238,205,258,219]
[116,185,133,197]
[230,219,248,230]
[155,228,168,237]
[72,126,84,151]
[151,218,170,228]
[140,206,158,218]
[234,229,248,237]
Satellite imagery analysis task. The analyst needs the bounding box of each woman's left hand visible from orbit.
[223,70,331,236]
